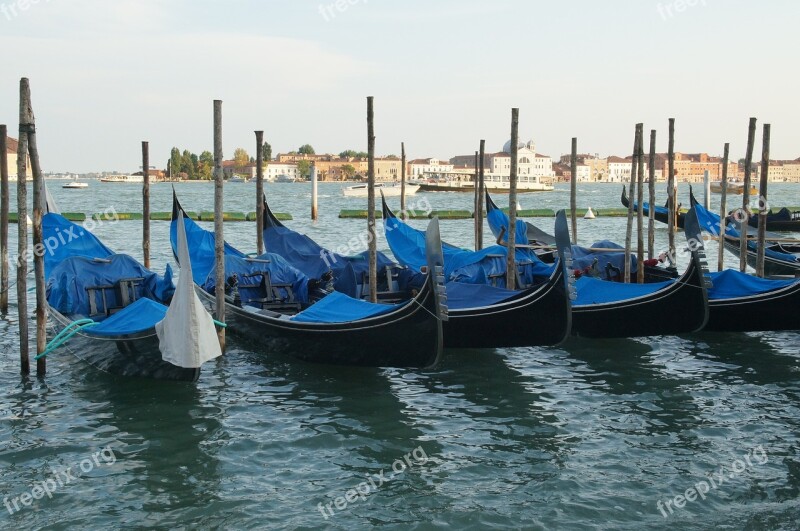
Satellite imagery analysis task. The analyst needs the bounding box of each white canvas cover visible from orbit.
[156,211,223,368]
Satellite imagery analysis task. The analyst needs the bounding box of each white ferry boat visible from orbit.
[99,174,144,184]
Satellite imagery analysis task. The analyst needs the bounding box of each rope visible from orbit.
[35,319,98,360]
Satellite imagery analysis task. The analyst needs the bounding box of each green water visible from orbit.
[0,182,798,530]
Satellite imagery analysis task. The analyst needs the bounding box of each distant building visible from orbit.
[407,158,454,178]
[5,136,32,180]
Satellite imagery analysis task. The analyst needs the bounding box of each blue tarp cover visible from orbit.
[87,297,167,336]
[290,291,401,323]
[384,214,554,288]
[707,269,798,300]
[171,215,245,282]
[445,282,519,310]
[693,203,800,265]
[487,205,633,274]
[574,276,673,306]
[203,253,311,304]
[43,213,114,276]
[628,198,669,217]
[46,254,175,317]
[263,221,400,297]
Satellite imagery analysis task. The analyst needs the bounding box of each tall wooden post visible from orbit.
[507,108,519,291]
[17,81,30,375]
[311,163,318,221]
[756,124,770,278]
[667,118,676,265]
[142,141,150,269]
[400,142,406,219]
[213,100,225,352]
[473,150,479,250]
[21,79,47,376]
[570,137,578,244]
[717,143,730,272]
[636,127,645,283]
[477,139,485,250]
[647,129,656,260]
[255,130,264,254]
[367,96,377,303]
[740,117,757,273]
[624,124,641,284]
[0,125,8,314]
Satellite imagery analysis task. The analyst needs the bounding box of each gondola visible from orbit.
[681,205,800,332]
[621,186,686,229]
[171,193,445,368]
[485,192,709,338]
[381,195,572,348]
[688,189,800,276]
[740,207,800,233]
[43,205,221,382]
[485,191,678,283]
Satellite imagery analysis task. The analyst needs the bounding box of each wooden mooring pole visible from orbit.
[667,118,676,266]
[400,142,406,219]
[570,137,578,244]
[311,162,318,221]
[473,150,479,250]
[636,126,645,284]
[477,139,485,251]
[507,108,519,291]
[142,141,150,269]
[740,117,757,273]
[367,96,377,303]
[647,129,656,260]
[0,125,8,314]
[22,78,47,376]
[756,124,770,278]
[624,124,642,284]
[717,143,730,272]
[213,100,226,352]
[255,130,264,254]
[17,81,30,375]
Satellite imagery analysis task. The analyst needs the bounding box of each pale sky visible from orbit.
[1,0,797,172]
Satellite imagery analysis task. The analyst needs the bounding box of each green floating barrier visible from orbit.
[595,208,629,217]
[498,208,556,218]
[150,212,172,221]
[430,210,472,219]
[93,212,142,221]
[60,212,85,222]
[339,210,384,219]
[198,212,246,222]
[8,213,20,222]
[245,212,292,221]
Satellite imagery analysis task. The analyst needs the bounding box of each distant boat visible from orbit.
[343,182,420,198]
[710,180,758,195]
[63,177,88,189]
[274,175,296,183]
[228,176,248,183]
[416,174,554,193]
[99,175,144,184]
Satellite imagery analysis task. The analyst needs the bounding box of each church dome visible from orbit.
[503,139,534,153]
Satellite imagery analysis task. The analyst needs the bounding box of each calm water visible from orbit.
[1,181,799,530]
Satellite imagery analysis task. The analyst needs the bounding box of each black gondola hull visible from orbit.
[722,239,800,277]
[705,281,800,332]
[571,253,708,339]
[196,281,442,368]
[49,307,201,382]
[621,186,686,229]
[443,264,571,348]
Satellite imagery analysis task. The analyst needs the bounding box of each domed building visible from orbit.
[491,139,555,181]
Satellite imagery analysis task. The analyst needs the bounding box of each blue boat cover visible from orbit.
[707,269,798,300]
[574,276,673,306]
[46,254,175,318]
[290,291,401,323]
[628,198,669,217]
[43,213,114,276]
[693,203,800,265]
[384,214,554,289]
[171,215,246,282]
[203,253,311,304]
[445,282,519,310]
[487,205,633,274]
[87,297,167,336]
[262,219,399,298]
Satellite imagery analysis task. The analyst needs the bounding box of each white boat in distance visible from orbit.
[343,182,420,198]
[416,174,554,193]
[99,174,144,183]
[63,180,88,189]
